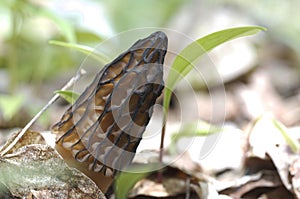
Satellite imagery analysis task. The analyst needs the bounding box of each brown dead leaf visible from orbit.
[127,165,232,199]
[245,115,286,159]
[0,129,105,198]
[289,155,300,198]
[0,144,105,198]
[128,166,202,198]
[0,129,46,155]
[251,135,300,198]
[241,118,300,198]
[258,186,294,199]
[220,171,282,198]
[266,144,296,191]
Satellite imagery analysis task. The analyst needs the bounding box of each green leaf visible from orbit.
[49,40,110,64]
[0,94,23,120]
[55,90,80,104]
[114,164,161,199]
[171,121,222,142]
[169,121,222,154]
[272,119,300,152]
[163,26,266,116]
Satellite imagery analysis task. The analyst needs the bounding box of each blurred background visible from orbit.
[0,0,300,136]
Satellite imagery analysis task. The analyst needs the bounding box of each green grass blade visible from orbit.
[171,121,222,142]
[55,90,79,104]
[163,26,266,115]
[169,121,222,154]
[272,119,300,152]
[114,164,161,199]
[49,40,111,64]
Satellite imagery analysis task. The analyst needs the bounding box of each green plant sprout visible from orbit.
[54,90,80,105]
[169,121,223,154]
[114,163,162,199]
[161,26,266,160]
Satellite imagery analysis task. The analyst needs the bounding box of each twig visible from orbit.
[0,69,86,156]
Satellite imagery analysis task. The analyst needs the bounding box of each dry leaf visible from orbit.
[220,171,282,198]
[290,158,300,199]
[0,129,46,155]
[0,144,105,198]
[128,166,204,198]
